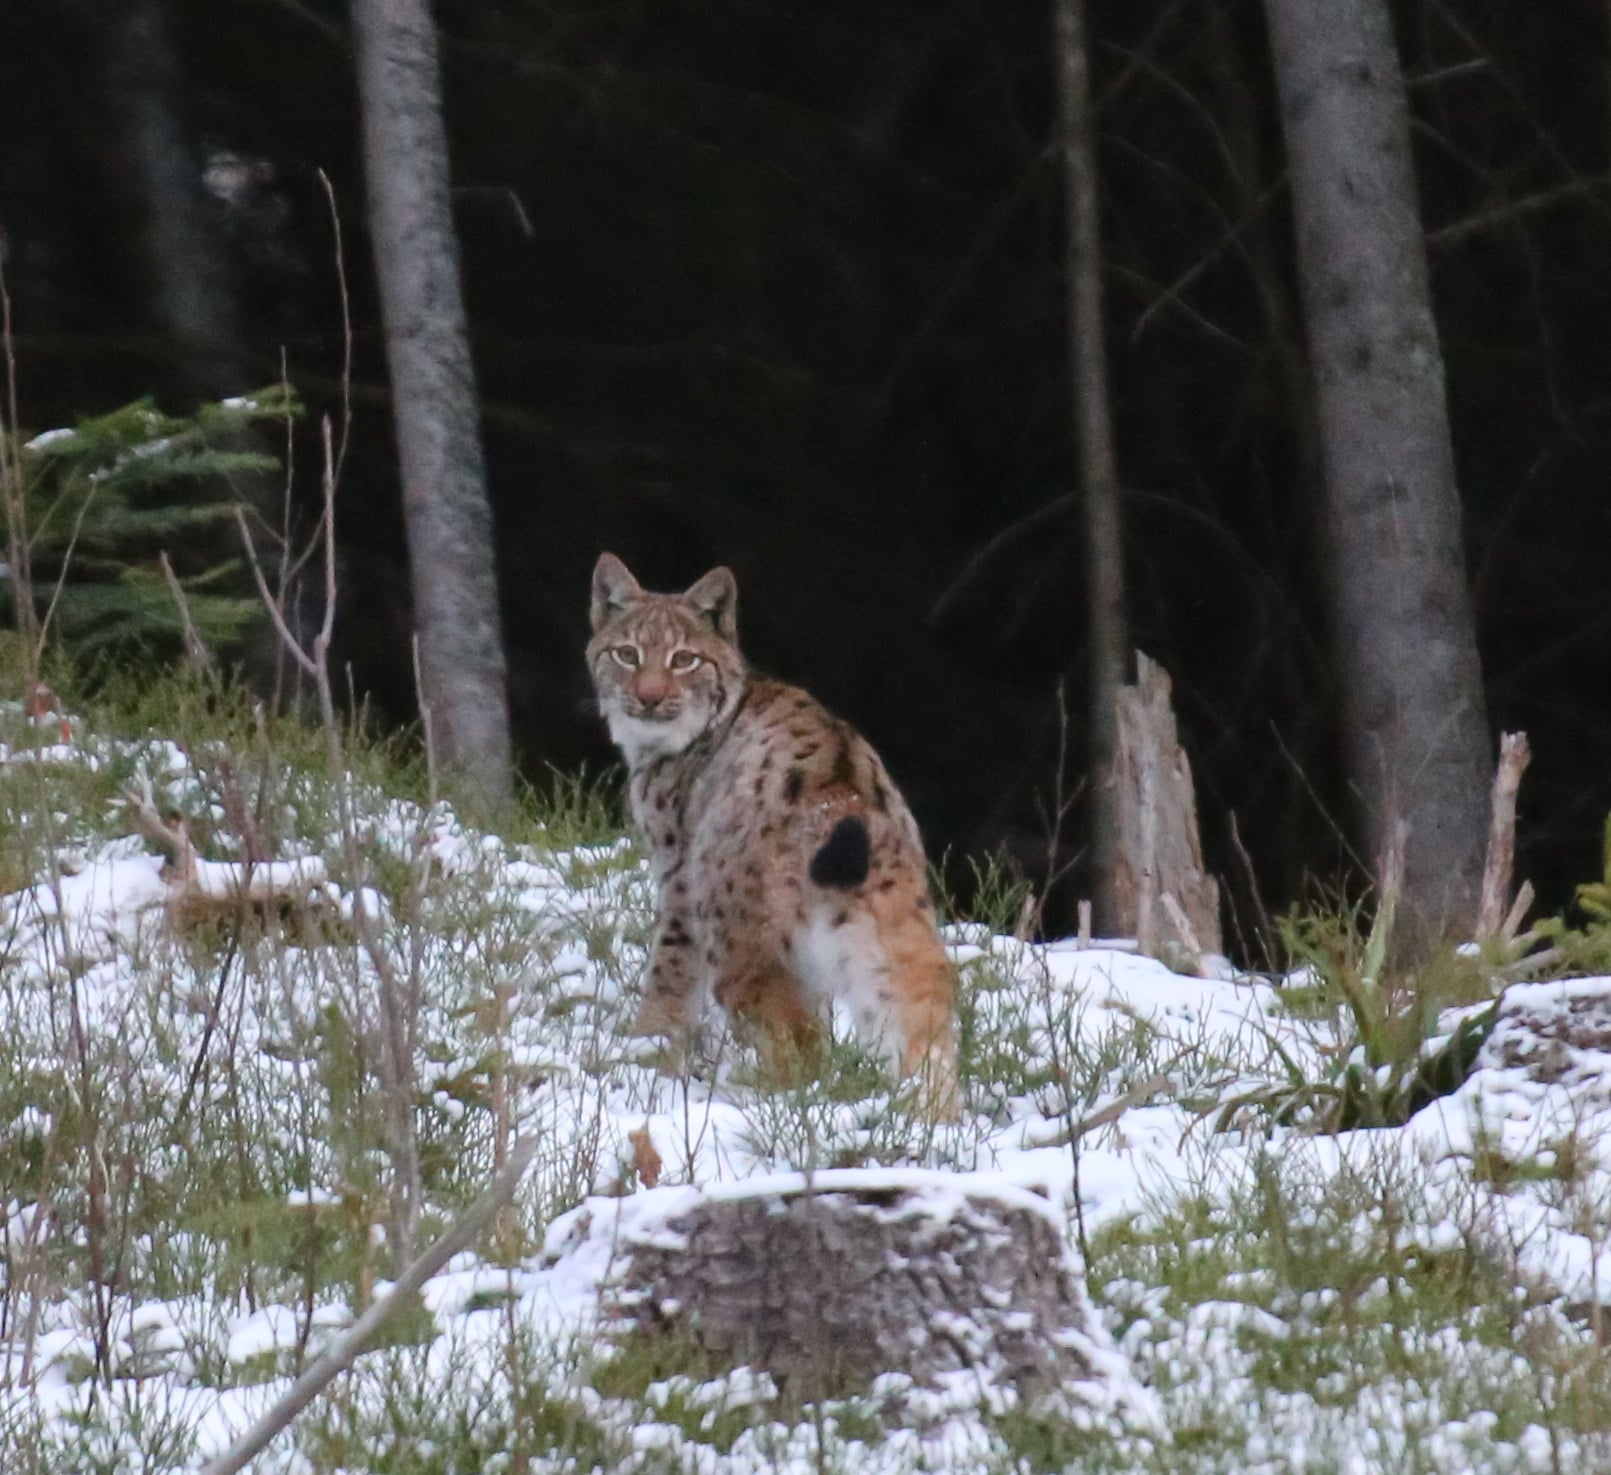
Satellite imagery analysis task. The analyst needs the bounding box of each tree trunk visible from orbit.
[1262,0,1490,942]
[104,0,245,395]
[351,0,512,808]
[1054,0,1128,932]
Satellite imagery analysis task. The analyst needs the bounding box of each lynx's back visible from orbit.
[587,553,956,1106]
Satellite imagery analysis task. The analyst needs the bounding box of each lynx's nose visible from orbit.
[635,671,675,711]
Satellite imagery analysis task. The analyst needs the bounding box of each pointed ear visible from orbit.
[683,566,738,641]
[591,552,641,631]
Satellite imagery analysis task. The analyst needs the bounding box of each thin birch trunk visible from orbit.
[351,0,512,809]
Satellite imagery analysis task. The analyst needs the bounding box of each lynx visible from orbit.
[587,552,957,1107]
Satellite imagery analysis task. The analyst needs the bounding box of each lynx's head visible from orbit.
[587,552,747,765]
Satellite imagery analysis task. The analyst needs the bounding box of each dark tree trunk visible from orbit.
[351,0,512,807]
[1054,0,1129,932]
[1262,0,1491,941]
[105,0,245,396]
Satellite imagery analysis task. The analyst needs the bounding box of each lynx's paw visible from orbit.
[627,991,687,1039]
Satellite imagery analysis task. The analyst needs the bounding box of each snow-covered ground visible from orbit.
[4,709,1611,1472]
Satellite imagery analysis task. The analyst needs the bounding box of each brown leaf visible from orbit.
[628,1125,662,1189]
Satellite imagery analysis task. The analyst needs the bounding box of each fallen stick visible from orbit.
[1025,1068,1175,1151]
[200,1133,540,1475]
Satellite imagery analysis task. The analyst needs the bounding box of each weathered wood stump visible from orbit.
[590,1170,1122,1407]
[1113,652,1221,969]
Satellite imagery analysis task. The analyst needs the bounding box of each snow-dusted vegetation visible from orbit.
[4,680,1611,1474]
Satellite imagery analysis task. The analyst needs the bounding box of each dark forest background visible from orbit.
[3,0,1609,941]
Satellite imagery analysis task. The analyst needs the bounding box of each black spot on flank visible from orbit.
[810,816,870,890]
[832,909,849,927]
[784,768,805,803]
[754,776,766,795]
[877,877,897,892]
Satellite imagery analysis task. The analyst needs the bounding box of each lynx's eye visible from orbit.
[609,645,641,669]
[667,649,703,673]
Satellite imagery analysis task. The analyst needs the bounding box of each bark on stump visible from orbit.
[602,1175,1103,1404]
[1112,653,1221,969]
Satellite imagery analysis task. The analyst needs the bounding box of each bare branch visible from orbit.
[0,236,40,670]
[452,184,537,238]
[1428,176,1611,250]
[1024,1067,1177,1150]
[234,503,319,678]
[158,549,215,674]
[316,171,354,487]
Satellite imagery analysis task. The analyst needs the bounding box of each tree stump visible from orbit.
[1112,653,1221,968]
[573,1170,1137,1414]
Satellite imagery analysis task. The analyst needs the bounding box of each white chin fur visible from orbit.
[609,709,705,764]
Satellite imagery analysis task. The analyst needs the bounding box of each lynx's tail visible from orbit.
[809,815,870,889]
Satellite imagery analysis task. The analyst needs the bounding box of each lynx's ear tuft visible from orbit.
[683,566,738,640]
[591,552,641,631]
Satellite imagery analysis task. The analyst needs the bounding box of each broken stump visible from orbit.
[547,1168,1146,1419]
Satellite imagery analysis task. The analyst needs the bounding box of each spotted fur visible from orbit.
[587,552,957,1108]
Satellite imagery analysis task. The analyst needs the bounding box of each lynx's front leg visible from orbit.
[630,881,701,1037]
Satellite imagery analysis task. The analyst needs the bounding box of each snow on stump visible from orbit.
[561,1169,1142,1417]
[1481,979,1611,1090]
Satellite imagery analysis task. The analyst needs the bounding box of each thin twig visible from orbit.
[0,235,38,669]
[452,184,537,238]
[261,0,348,48]
[158,550,215,673]
[32,480,101,659]
[1228,809,1275,969]
[317,170,354,489]
[172,930,242,1127]
[235,504,318,679]
[1501,881,1534,946]
[1428,175,1611,249]
[413,631,438,802]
